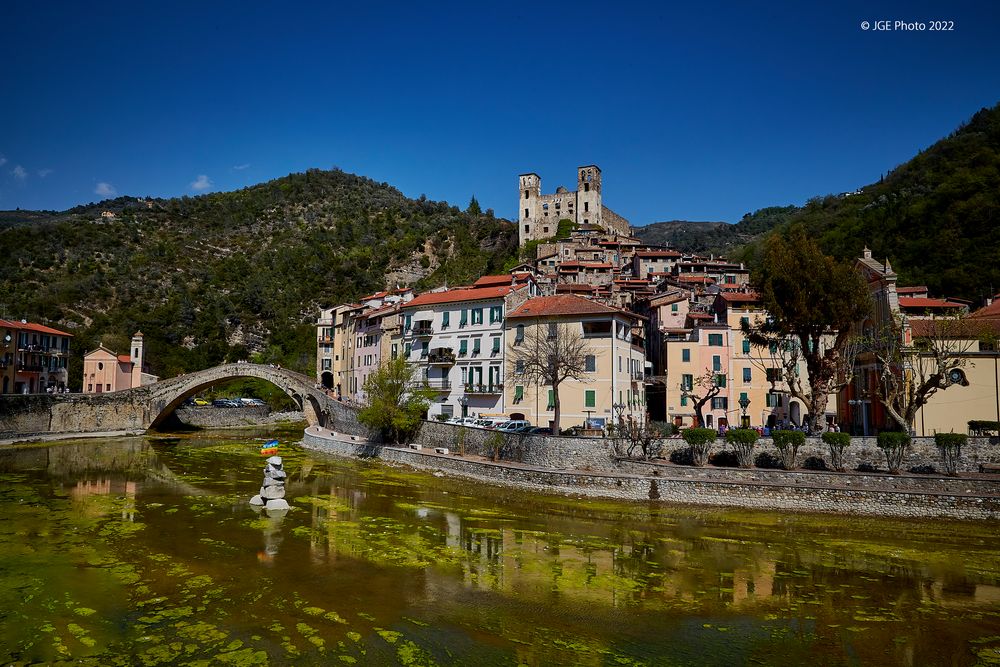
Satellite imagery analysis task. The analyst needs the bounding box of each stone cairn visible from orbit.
[250,455,290,511]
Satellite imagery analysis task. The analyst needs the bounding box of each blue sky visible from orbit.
[1,1,998,224]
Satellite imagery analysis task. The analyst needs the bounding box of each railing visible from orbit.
[412,324,434,337]
[428,352,456,365]
[413,379,451,390]
[465,383,503,394]
[17,364,44,373]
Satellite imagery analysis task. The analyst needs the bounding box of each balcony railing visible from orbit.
[411,324,434,337]
[465,383,503,394]
[17,364,44,373]
[412,379,451,391]
[428,351,456,365]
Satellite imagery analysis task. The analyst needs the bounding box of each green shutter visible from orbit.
[515,385,524,401]
[459,340,468,355]
[585,390,596,408]
[716,374,726,388]
[492,337,501,353]
[742,339,750,354]
[682,348,690,362]
[547,390,555,410]
[681,396,688,407]
[442,311,450,327]
[460,309,468,326]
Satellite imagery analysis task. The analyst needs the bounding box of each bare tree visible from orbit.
[508,322,590,434]
[611,403,666,460]
[862,314,982,433]
[681,368,727,427]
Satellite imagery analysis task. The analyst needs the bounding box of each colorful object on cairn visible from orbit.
[260,439,279,456]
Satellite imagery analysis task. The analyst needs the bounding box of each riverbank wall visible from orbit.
[301,425,1000,520]
[172,407,305,429]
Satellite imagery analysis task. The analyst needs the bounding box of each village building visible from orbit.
[504,294,646,431]
[0,319,73,394]
[518,165,631,245]
[82,331,157,393]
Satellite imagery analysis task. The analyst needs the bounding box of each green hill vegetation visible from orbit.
[0,169,518,387]
[636,102,1000,302]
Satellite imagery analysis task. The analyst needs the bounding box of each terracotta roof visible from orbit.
[970,296,1000,320]
[635,250,682,258]
[896,286,928,294]
[688,312,714,320]
[364,303,399,318]
[473,274,514,287]
[898,297,964,310]
[717,291,761,303]
[117,354,133,364]
[677,275,716,284]
[910,317,1000,339]
[507,294,633,319]
[0,319,73,336]
[403,285,520,308]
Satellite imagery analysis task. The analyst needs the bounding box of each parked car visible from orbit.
[528,427,553,435]
[212,398,238,408]
[497,420,532,433]
[240,398,266,407]
[192,397,210,406]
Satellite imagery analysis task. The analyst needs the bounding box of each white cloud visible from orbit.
[12,165,27,181]
[95,182,117,197]
[233,163,251,170]
[38,168,53,178]
[190,174,213,191]
[0,155,7,167]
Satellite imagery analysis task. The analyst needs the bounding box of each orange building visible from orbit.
[82,331,157,393]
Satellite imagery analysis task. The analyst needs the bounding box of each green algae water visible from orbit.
[1,429,999,666]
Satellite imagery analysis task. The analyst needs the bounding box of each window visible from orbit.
[712,355,721,372]
[547,389,555,410]
[404,343,412,356]
[740,316,749,327]
[524,190,529,199]
[711,397,728,410]
[459,340,468,356]
[404,314,412,332]
[740,391,748,404]
[582,321,612,337]
[524,208,529,218]
[743,367,752,383]
[322,359,332,370]
[584,201,589,212]
[682,348,690,362]
[681,374,693,391]
[766,368,782,382]
[543,227,549,234]
[472,308,484,325]
[391,344,398,359]
[680,395,688,407]
[442,311,450,328]
[708,333,724,346]
[742,339,751,354]
[585,390,596,408]
[490,306,503,323]
[584,183,590,192]
[491,337,501,355]
[585,355,596,372]
[514,385,524,402]
[716,374,726,388]
[515,324,525,343]
[766,393,783,408]
[472,339,481,356]
[460,309,468,327]
[516,360,525,374]
[106,384,111,392]
[671,303,678,312]
[524,225,529,233]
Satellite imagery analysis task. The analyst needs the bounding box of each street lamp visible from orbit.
[459,395,469,418]
[738,395,751,429]
[848,396,870,437]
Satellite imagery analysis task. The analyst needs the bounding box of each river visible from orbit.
[0,427,998,666]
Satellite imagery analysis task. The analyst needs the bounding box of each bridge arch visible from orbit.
[144,363,335,430]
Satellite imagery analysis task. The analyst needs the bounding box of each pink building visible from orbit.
[82,331,157,393]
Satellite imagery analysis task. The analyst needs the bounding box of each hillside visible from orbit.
[0,169,518,385]
[639,103,1000,302]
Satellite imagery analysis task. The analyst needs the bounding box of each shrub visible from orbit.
[681,428,717,466]
[754,451,783,469]
[856,462,878,473]
[935,432,967,476]
[803,456,828,471]
[434,414,449,422]
[486,431,507,462]
[771,430,805,470]
[725,428,759,468]
[669,447,695,466]
[709,450,739,467]
[876,431,912,474]
[821,431,852,472]
[909,464,937,475]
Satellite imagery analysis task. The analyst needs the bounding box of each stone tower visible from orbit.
[131,331,144,388]
[518,172,541,246]
[576,165,602,227]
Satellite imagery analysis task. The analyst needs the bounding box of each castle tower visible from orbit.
[518,173,541,245]
[130,331,144,388]
[576,165,602,228]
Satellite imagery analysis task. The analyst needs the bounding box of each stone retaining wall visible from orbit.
[299,428,1000,520]
[173,407,305,429]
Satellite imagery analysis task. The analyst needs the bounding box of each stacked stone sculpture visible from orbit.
[249,455,290,511]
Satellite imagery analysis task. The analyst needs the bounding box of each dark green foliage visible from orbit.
[822,431,852,471]
[803,456,828,471]
[968,420,1000,436]
[0,169,518,387]
[356,350,431,444]
[935,432,967,476]
[681,427,716,466]
[725,428,759,468]
[754,451,783,469]
[876,431,912,474]
[555,218,575,240]
[709,450,739,467]
[771,430,805,469]
[635,207,797,255]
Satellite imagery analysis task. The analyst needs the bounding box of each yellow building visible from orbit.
[503,294,646,431]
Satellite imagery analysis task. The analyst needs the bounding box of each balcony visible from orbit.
[428,350,456,365]
[465,383,503,395]
[411,323,434,337]
[412,379,452,391]
[18,364,44,373]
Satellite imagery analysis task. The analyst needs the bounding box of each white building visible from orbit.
[400,280,534,420]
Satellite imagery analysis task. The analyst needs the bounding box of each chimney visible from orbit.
[863,246,872,260]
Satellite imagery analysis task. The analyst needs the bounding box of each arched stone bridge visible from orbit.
[0,363,366,439]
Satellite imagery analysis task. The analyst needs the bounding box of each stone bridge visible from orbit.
[0,363,366,440]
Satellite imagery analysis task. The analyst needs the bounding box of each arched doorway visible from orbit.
[789,401,801,427]
[321,372,333,389]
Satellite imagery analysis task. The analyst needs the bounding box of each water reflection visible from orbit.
[0,430,997,666]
